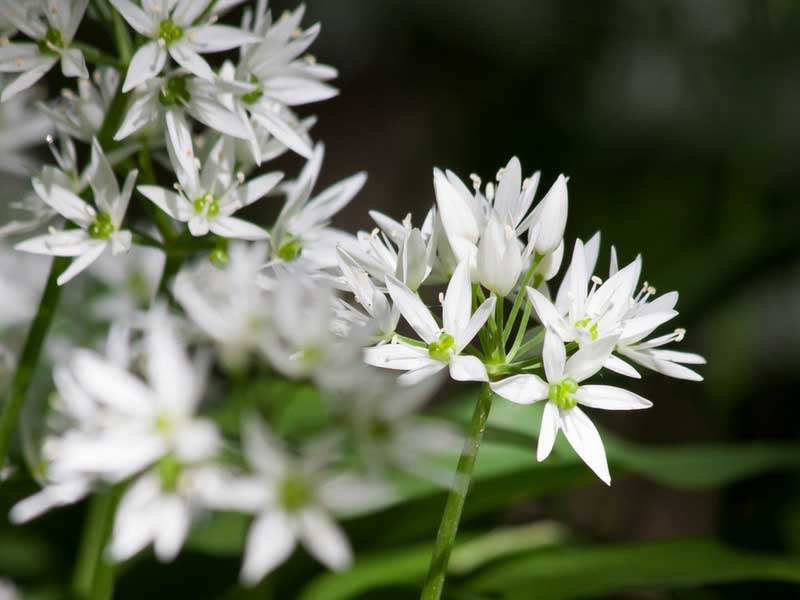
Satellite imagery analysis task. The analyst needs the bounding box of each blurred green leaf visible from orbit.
[185,512,250,556]
[299,522,567,600]
[0,529,55,577]
[466,538,800,599]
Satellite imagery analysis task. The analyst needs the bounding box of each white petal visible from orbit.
[560,407,610,485]
[385,275,439,344]
[123,42,167,92]
[564,334,618,383]
[650,349,706,365]
[576,385,652,410]
[298,508,352,571]
[137,185,192,221]
[210,216,268,240]
[71,349,157,416]
[109,0,154,36]
[0,59,55,102]
[603,354,641,379]
[60,47,88,78]
[145,306,196,415]
[251,108,313,158]
[537,402,560,461]
[542,329,566,383]
[457,296,495,353]
[397,362,447,386]
[493,156,521,222]
[57,242,107,285]
[363,342,433,371]
[526,287,572,341]
[33,178,94,225]
[240,512,297,584]
[188,95,251,139]
[169,42,214,81]
[15,230,95,257]
[153,495,191,562]
[187,25,259,52]
[165,110,199,194]
[491,374,548,405]
[443,260,471,343]
[532,174,568,255]
[448,354,488,382]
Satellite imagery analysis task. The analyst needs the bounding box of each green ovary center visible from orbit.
[158,18,184,46]
[88,212,115,240]
[548,377,579,410]
[428,332,455,362]
[193,193,220,217]
[156,454,183,492]
[277,235,303,262]
[39,28,64,55]
[242,75,264,105]
[574,317,599,341]
[279,475,312,511]
[158,75,192,106]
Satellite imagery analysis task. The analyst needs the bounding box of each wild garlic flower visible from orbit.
[138,111,282,239]
[365,261,496,385]
[15,139,137,285]
[0,0,89,102]
[0,84,52,175]
[220,3,338,160]
[491,331,652,484]
[111,0,259,92]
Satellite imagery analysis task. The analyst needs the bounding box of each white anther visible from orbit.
[591,275,603,286]
[46,134,55,144]
[438,292,445,305]
[485,182,495,202]
[674,328,686,342]
[236,171,245,183]
[496,167,505,181]
[469,173,481,190]
[304,54,317,65]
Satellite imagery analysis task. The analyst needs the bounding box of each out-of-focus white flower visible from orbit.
[220,3,337,160]
[139,112,282,239]
[111,0,259,92]
[220,418,388,584]
[173,242,271,370]
[491,331,651,484]
[38,67,118,142]
[0,577,20,600]
[261,144,366,280]
[0,0,89,102]
[365,261,495,385]
[0,84,51,176]
[15,139,137,285]
[89,245,165,322]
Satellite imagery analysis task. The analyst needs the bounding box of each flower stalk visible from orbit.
[420,383,494,600]
[72,488,119,600]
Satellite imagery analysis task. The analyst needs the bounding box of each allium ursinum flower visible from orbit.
[111,0,259,93]
[139,112,282,239]
[491,331,652,484]
[219,2,338,160]
[114,70,253,141]
[221,419,388,584]
[0,577,20,600]
[38,67,118,142]
[173,242,272,370]
[0,0,89,102]
[15,139,137,285]
[261,144,366,280]
[364,261,496,385]
[433,157,568,284]
[0,84,52,175]
[220,110,316,170]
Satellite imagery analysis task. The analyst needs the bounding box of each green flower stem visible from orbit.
[0,257,69,468]
[110,5,133,65]
[420,383,494,600]
[72,42,121,68]
[494,293,505,361]
[502,254,543,345]
[511,327,546,362]
[72,488,119,600]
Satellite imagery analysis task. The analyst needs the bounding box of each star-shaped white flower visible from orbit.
[491,331,652,484]
[111,0,259,92]
[138,111,282,239]
[0,0,89,102]
[364,260,495,385]
[15,138,137,285]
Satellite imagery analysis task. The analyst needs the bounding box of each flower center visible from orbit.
[158,75,192,107]
[279,475,312,511]
[158,18,184,46]
[277,235,303,262]
[548,377,579,410]
[428,332,455,362]
[241,75,264,105]
[574,317,599,341]
[156,454,183,492]
[193,193,220,216]
[38,28,64,55]
[88,212,115,240]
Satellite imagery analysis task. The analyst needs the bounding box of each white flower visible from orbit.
[0,0,89,102]
[222,419,386,584]
[262,144,366,279]
[477,210,523,296]
[0,577,20,600]
[364,261,495,385]
[15,138,137,285]
[89,245,165,321]
[138,111,282,239]
[111,0,259,92]
[220,4,337,160]
[521,174,568,255]
[491,331,652,484]
[0,84,52,175]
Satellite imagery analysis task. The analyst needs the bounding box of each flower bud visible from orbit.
[477,212,523,296]
[529,174,568,255]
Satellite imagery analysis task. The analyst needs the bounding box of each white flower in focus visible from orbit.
[0,0,89,102]
[15,139,137,285]
[491,331,652,484]
[0,84,52,175]
[110,0,259,92]
[365,261,495,385]
[477,210,523,296]
[138,112,282,239]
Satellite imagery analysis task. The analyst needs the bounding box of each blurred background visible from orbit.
[2,0,800,598]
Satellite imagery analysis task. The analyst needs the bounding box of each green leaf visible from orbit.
[466,538,800,599]
[298,522,567,600]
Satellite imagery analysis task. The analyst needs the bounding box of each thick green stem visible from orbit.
[110,7,133,65]
[72,489,119,600]
[420,383,493,600]
[0,257,68,468]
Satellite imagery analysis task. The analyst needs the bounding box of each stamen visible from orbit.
[438,292,445,305]
[469,173,481,190]
[674,328,686,342]
[496,167,505,181]
[485,182,495,202]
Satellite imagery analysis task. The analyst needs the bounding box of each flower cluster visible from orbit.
[0,0,705,592]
